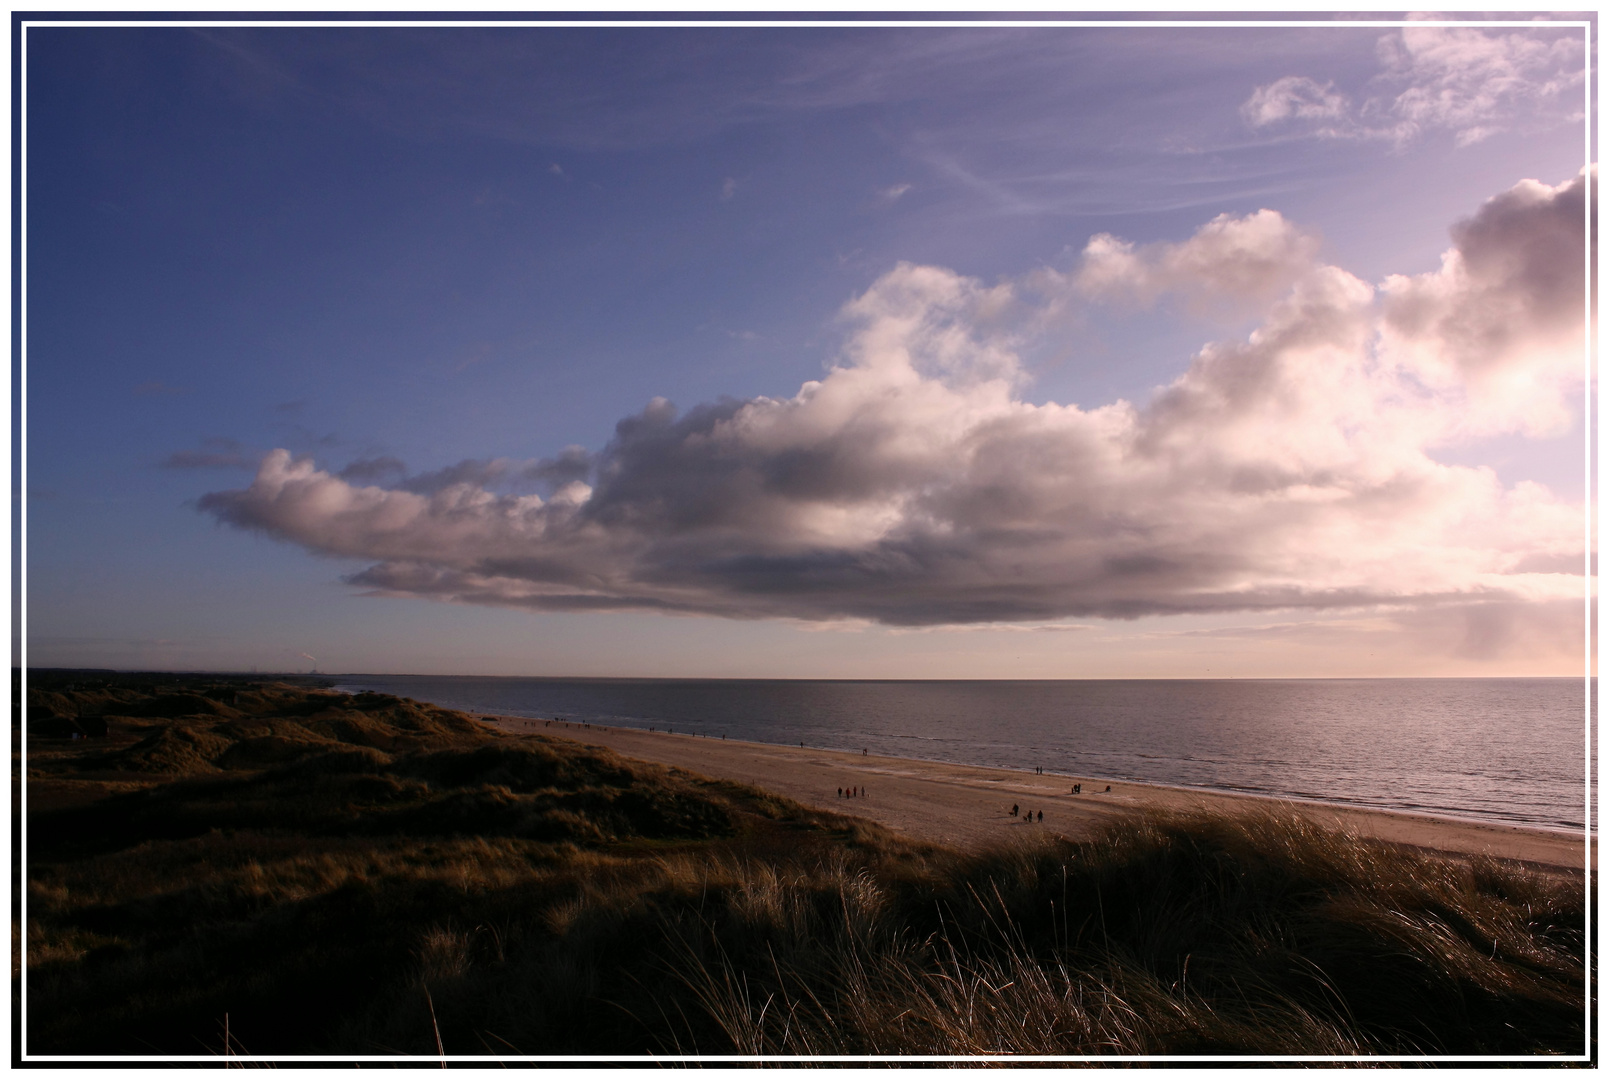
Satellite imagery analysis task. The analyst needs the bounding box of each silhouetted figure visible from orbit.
[1105,785,1111,792]
[863,748,868,756]
[838,788,843,798]
[1037,810,1043,823]
[1011,804,1019,817]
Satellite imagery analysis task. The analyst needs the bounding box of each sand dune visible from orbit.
[491,716,1591,873]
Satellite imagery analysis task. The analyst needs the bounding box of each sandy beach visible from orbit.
[490,715,1592,873]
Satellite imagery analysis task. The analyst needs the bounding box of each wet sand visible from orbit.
[489,716,1593,873]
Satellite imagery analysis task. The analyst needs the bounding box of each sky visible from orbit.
[19,14,1597,679]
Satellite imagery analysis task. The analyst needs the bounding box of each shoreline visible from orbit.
[487,714,1594,873]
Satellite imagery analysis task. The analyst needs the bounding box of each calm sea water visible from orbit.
[331,675,1593,833]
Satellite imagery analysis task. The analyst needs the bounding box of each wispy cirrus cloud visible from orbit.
[1244,24,1586,147]
[199,173,1588,654]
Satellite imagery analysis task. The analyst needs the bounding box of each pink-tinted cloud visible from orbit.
[1071,206,1321,314]
[1244,24,1585,147]
[200,174,1588,640]
[1380,170,1591,436]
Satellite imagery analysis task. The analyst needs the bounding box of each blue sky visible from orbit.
[21,16,1594,678]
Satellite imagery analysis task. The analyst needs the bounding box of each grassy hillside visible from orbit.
[19,672,1590,1059]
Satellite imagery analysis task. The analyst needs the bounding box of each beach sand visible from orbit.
[490,716,1592,874]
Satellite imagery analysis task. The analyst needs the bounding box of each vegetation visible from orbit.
[19,671,1591,1060]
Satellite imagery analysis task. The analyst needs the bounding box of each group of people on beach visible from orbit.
[838,786,865,798]
[1010,804,1043,823]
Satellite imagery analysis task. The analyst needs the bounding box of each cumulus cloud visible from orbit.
[1070,207,1321,313]
[199,174,1588,636]
[1244,24,1586,146]
[1379,170,1591,435]
[333,447,595,495]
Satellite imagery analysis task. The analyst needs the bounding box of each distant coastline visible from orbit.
[331,673,1593,834]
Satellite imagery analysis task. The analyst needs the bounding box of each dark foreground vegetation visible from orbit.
[19,671,1591,1059]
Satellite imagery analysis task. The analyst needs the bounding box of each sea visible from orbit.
[330,675,1593,834]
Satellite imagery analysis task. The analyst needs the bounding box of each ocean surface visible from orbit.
[331,675,1593,833]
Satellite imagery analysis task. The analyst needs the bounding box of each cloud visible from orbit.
[162,437,254,470]
[1244,24,1585,146]
[199,174,1587,638]
[881,183,913,202]
[1069,206,1322,314]
[720,177,739,201]
[1379,170,1591,436]
[1240,75,1350,130]
[392,447,594,495]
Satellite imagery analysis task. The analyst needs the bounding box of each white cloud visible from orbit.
[1239,75,1349,130]
[1069,206,1321,314]
[201,173,1588,653]
[1244,24,1585,146]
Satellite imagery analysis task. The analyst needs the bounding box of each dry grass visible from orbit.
[20,671,1591,1060]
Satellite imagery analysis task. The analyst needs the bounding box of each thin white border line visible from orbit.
[20,15,30,1064]
[4,12,14,1071]
[15,19,1597,30]
[1582,21,1594,1063]
[17,1052,1596,1062]
[12,13,1599,1066]
[1583,19,1596,1062]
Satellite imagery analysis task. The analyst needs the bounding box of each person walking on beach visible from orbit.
[838,787,843,798]
[1011,804,1018,817]
[1037,810,1043,823]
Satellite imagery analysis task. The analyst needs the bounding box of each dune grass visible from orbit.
[20,671,1590,1060]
